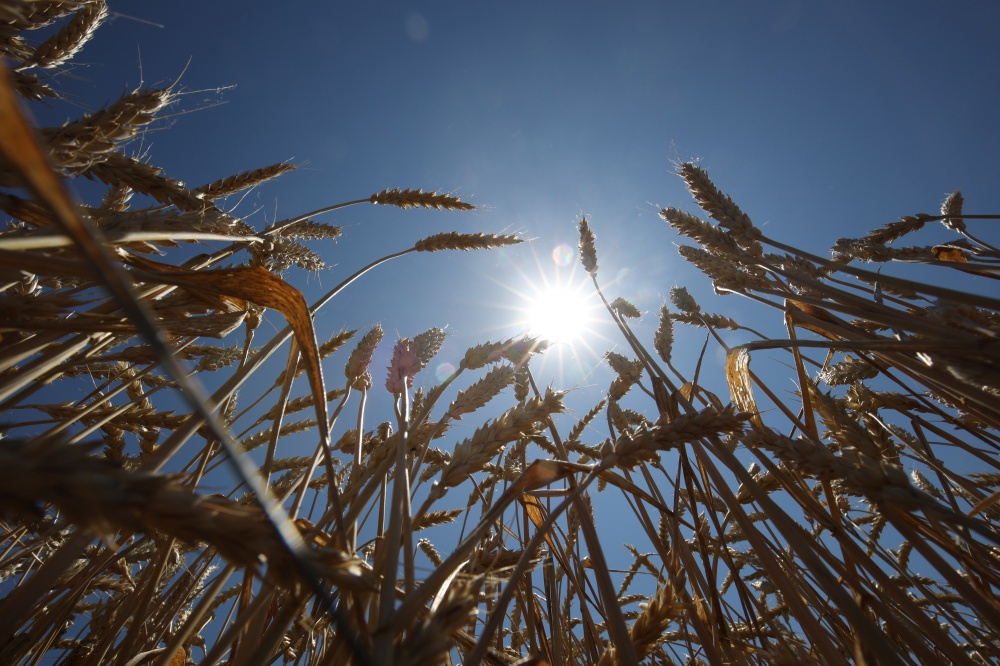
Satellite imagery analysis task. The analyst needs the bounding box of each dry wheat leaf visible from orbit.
[512,459,576,492]
[135,265,328,431]
[932,244,969,263]
[725,348,761,428]
[127,253,247,312]
[517,491,590,591]
[518,493,563,561]
[784,299,853,341]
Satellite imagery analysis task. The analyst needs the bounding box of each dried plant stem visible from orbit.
[372,389,411,663]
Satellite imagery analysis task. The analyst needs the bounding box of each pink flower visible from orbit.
[385,338,419,394]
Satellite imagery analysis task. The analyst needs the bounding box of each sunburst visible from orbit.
[521,282,599,347]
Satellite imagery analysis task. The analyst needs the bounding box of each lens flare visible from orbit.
[551,244,574,267]
[435,361,456,382]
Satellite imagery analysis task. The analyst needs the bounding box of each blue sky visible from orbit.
[35,0,1000,428]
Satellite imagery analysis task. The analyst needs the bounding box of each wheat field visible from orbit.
[1,3,999,665]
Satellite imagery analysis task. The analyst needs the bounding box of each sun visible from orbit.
[521,282,600,347]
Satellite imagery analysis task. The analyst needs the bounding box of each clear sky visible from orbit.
[36,0,1000,424]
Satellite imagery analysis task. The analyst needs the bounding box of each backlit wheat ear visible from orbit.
[596,584,681,666]
[578,215,598,275]
[818,355,879,387]
[679,162,763,256]
[606,407,749,470]
[660,206,742,256]
[410,327,446,372]
[610,297,641,318]
[30,0,107,69]
[86,153,206,211]
[43,86,177,163]
[677,245,769,293]
[434,388,565,490]
[369,187,475,210]
[863,214,932,245]
[8,70,57,101]
[413,231,521,252]
[194,162,297,201]
[15,1,87,31]
[653,305,674,364]
[275,219,342,241]
[670,310,740,331]
[445,365,516,421]
[345,325,383,389]
[101,181,132,212]
[941,190,965,232]
[460,339,510,370]
[669,286,700,313]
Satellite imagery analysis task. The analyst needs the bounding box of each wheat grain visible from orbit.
[668,286,700,314]
[368,187,474,210]
[345,324,382,389]
[385,337,418,394]
[274,219,341,241]
[670,310,740,331]
[818,355,879,387]
[832,238,937,263]
[459,338,513,370]
[435,388,564,490]
[597,584,680,665]
[606,406,749,470]
[650,305,674,365]
[677,245,769,293]
[609,297,641,318]
[44,87,176,166]
[417,538,443,567]
[239,419,317,453]
[605,352,643,384]
[85,153,205,211]
[578,216,598,275]
[413,231,520,252]
[661,206,742,256]
[31,0,107,68]
[8,70,56,101]
[679,163,763,256]
[259,238,327,272]
[410,326,446,373]
[941,191,965,233]
[194,162,296,201]
[864,214,932,245]
[20,1,88,30]
[446,365,515,421]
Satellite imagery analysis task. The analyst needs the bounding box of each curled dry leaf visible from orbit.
[132,263,328,435]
